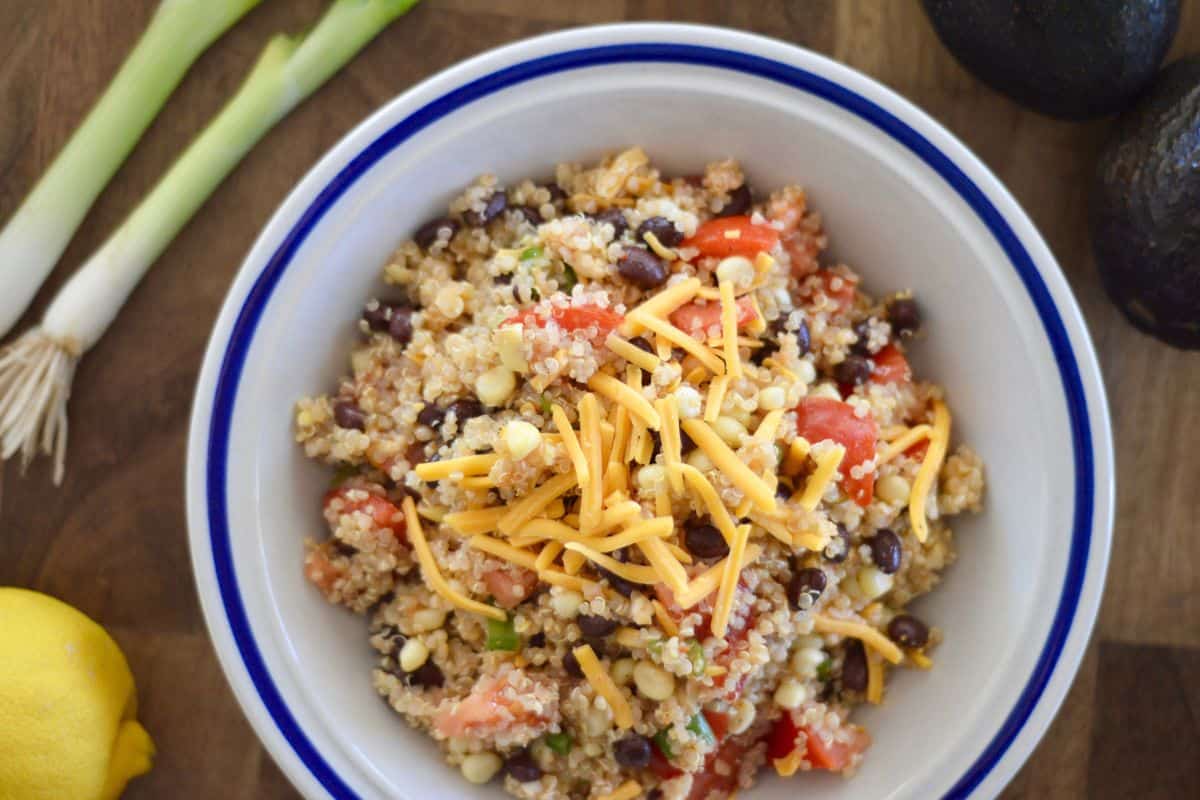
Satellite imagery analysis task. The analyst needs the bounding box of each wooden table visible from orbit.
[2,2,1197,797]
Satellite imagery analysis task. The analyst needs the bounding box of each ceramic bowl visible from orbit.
[186,22,1114,800]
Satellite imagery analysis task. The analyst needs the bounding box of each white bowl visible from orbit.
[186,23,1114,800]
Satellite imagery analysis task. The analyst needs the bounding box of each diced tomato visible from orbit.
[483,568,539,609]
[649,743,683,780]
[323,487,407,541]
[702,710,731,743]
[766,713,801,760]
[766,714,870,773]
[870,344,911,385]
[802,269,858,313]
[682,216,780,258]
[685,736,752,800]
[906,439,930,461]
[800,724,870,772]
[794,397,879,506]
[505,302,624,341]
[669,296,758,339]
[433,671,553,739]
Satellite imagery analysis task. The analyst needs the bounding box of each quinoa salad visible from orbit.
[294,147,985,800]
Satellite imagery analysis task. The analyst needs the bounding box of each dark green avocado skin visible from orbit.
[1091,58,1200,349]
[922,0,1179,119]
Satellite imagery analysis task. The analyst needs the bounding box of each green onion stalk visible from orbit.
[0,0,263,339]
[0,0,419,483]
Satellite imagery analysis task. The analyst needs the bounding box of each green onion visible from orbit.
[816,657,833,682]
[329,464,359,488]
[560,264,578,292]
[687,712,715,745]
[0,0,262,339]
[485,616,520,651]
[543,732,572,755]
[519,245,543,261]
[538,394,553,415]
[0,0,419,483]
[688,641,706,674]
[652,729,674,759]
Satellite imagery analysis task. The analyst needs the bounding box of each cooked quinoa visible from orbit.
[294,148,984,800]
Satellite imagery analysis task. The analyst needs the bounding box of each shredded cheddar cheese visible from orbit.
[878,423,932,465]
[652,600,680,637]
[704,374,729,423]
[812,614,903,664]
[606,333,661,371]
[678,463,739,544]
[798,444,846,511]
[467,535,539,569]
[784,436,811,475]
[414,452,499,481]
[573,644,634,729]
[675,543,763,609]
[710,523,750,638]
[656,395,685,493]
[497,471,578,535]
[579,393,604,533]
[563,542,659,584]
[596,782,642,800]
[866,647,884,704]
[681,419,777,513]
[551,404,590,487]
[535,540,564,571]
[718,279,742,380]
[619,277,701,336]
[630,311,726,375]
[909,399,951,543]
[401,497,505,621]
[442,507,507,536]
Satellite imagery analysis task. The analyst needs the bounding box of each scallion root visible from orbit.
[0,331,77,484]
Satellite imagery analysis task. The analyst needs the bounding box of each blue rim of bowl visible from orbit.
[204,42,1094,799]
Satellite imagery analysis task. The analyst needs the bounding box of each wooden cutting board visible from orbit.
[0,2,1196,798]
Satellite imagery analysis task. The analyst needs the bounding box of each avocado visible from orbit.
[922,0,1180,119]
[1091,58,1200,349]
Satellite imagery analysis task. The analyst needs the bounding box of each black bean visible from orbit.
[591,208,628,238]
[887,614,930,648]
[413,216,460,249]
[679,428,697,454]
[851,319,877,356]
[841,639,868,692]
[684,522,729,561]
[636,216,683,247]
[331,539,358,557]
[416,403,445,428]
[795,319,811,356]
[465,191,508,227]
[833,354,871,386]
[528,632,547,648]
[405,441,429,467]
[446,398,485,423]
[405,661,444,688]
[888,298,921,337]
[599,567,636,597]
[823,523,851,563]
[617,247,668,290]
[716,183,752,217]
[516,205,543,226]
[629,336,654,354]
[504,750,542,782]
[776,481,793,501]
[363,300,405,333]
[577,615,618,638]
[869,528,903,574]
[388,307,414,345]
[545,184,567,205]
[562,650,584,678]
[787,567,828,610]
[333,400,366,431]
[613,734,652,768]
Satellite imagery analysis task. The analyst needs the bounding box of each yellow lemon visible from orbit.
[0,588,154,800]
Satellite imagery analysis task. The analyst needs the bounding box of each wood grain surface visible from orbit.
[1,2,1197,798]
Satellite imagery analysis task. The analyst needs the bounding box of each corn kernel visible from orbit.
[685,449,714,472]
[674,385,703,419]
[475,366,516,407]
[503,420,542,459]
[728,698,757,734]
[876,474,912,505]
[399,638,430,672]
[795,360,817,384]
[412,608,448,632]
[495,324,529,373]
[550,590,583,619]
[856,566,894,600]
[633,661,676,700]
[715,255,756,289]
[758,386,787,411]
[774,678,810,709]
[612,657,636,686]
[791,647,826,678]
[460,752,503,784]
[635,464,666,493]
[713,416,748,447]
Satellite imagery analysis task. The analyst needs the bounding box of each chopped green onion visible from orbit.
[687,712,715,745]
[646,637,664,657]
[0,0,263,339]
[519,245,543,261]
[816,657,833,682]
[688,641,706,674]
[0,0,420,483]
[560,264,578,292]
[485,616,520,651]
[652,729,674,759]
[538,394,553,415]
[543,732,572,755]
